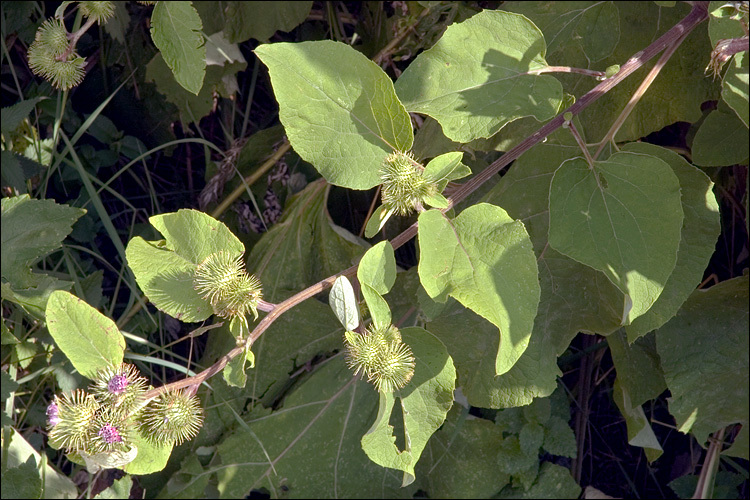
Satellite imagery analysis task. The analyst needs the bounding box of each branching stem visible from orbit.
[145,1,711,399]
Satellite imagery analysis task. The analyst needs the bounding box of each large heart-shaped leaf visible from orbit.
[395,10,562,143]
[418,203,540,376]
[549,151,683,324]
[255,41,413,189]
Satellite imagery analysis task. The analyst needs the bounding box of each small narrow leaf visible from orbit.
[364,205,395,238]
[330,276,359,331]
[357,241,396,296]
[46,291,125,379]
[423,192,449,209]
[361,283,391,329]
[150,1,206,95]
[223,354,247,388]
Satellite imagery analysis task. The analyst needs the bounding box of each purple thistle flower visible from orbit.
[46,401,60,427]
[98,423,123,444]
[107,374,129,395]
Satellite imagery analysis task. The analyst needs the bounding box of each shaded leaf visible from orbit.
[246,179,367,302]
[655,276,749,445]
[613,378,663,463]
[1,96,46,133]
[418,203,540,375]
[427,300,559,408]
[608,330,665,408]
[692,104,749,167]
[622,143,721,340]
[549,151,683,324]
[414,406,510,498]
[504,2,620,63]
[150,1,205,94]
[395,10,562,143]
[215,356,414,498]
[1,195,84,289]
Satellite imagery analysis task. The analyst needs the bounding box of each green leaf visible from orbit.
[357,241,396,295]
[246,179,367,302]
[497,462,581,499]
[159,455,210,498]
[504,2,620,63]
[1,96,46,133]
[125,209,244,322]
[361,283,391,329]
[46,290,125,379]
[216,356,415,498]
[549,151,684,324]
[483,130,624,341]
[722,51,749,127]
[418,203,540,375]
[1,151,45,194]
[94,475,132,499]
[708,1,746,46]
[248,299,343,406]
[150,1,206,95]
[655,275,749,446]
[145,50,246,126]
[613,378,663,463]
[433,131,619,408]
[3,428,77,499]
[223,353,247,388]
[724,425,748,460]
[361,327,455,486]
[1,457,42,500]
[422,151,472,190]
[330,276,359,331]
[1,195,85,289]
[692,104,750,167]
[357,241,396,328]
[395,10,562,143]
[621,143,721,340]
[428,299,559,408]
[255,41,413,189]
[222,1,311,42]
[121,427,174,475]
[542,416,577,459]
[518,2,718,143]
[414,406,510,498]
[364,204,395,238]
[608,330,665,408]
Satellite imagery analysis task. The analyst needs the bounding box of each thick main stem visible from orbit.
[148,2,710,398]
